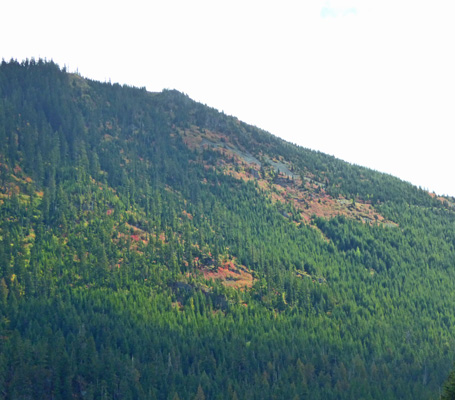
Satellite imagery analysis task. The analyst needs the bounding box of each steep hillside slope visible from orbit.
[1,59,455,399]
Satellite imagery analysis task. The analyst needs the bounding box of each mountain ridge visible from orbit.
[1,59,455,399]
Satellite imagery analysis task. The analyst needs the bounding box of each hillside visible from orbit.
[1,59,455,399]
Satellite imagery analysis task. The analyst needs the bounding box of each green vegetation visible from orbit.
[1,59,455,399]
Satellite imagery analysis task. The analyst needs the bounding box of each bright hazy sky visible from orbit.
[2,0,455,196]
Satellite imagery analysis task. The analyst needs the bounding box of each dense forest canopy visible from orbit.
[1,59,455,399]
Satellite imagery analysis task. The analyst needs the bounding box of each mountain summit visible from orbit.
[1,59,455,399]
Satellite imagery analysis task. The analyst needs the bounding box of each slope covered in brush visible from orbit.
[1,59,455,399]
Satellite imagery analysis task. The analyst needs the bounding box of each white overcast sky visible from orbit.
[2,0,455,196]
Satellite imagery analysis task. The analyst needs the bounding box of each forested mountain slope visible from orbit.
[1,59,455,399]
